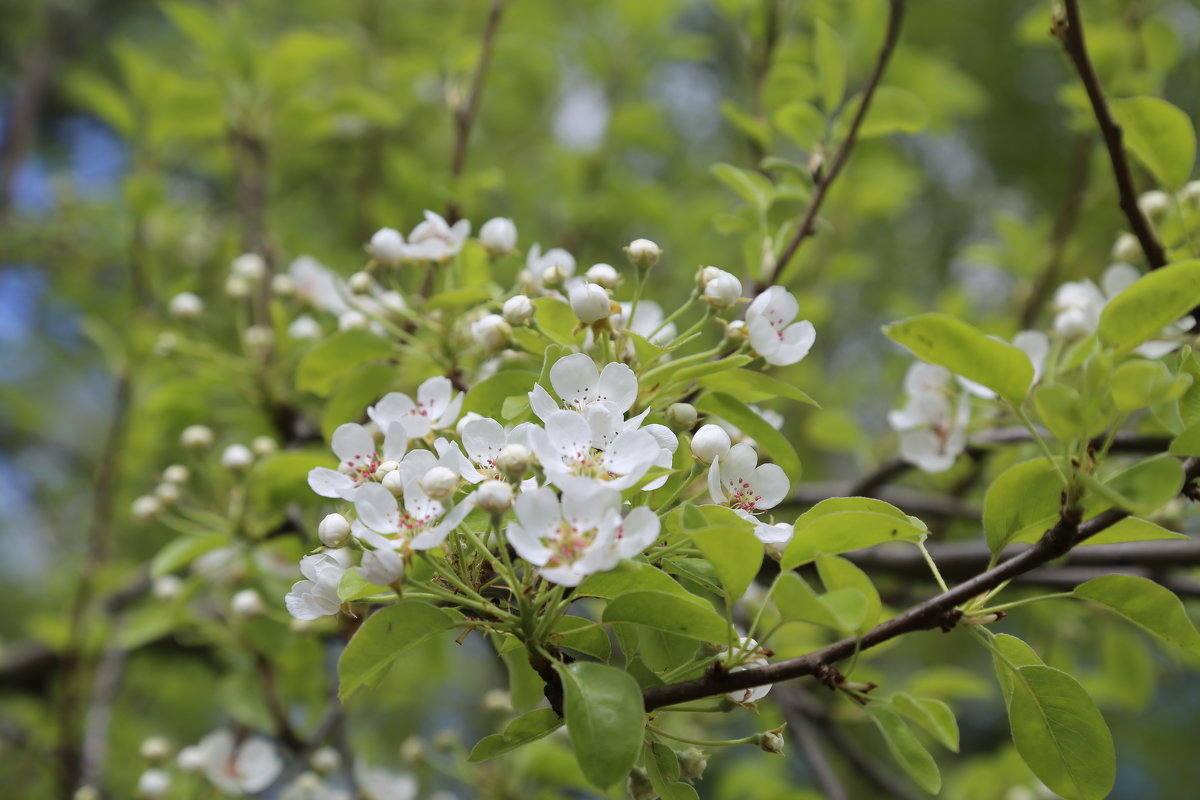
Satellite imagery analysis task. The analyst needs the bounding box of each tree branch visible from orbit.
[641,457,1200,711]
[1055,0,1166,269]
[764,0,907,289]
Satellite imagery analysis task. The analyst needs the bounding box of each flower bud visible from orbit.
[679,747,708,780]
[1138,190,1171,220]
[477,480,514,515]
[400,736,426,765]
[1182,180,1200,204]
[140,736,172,763]
[348,272,373,295]
[702,268,742,309]
[570,282,613,324]
[152,574,183,601]
[221,443,254,472]
[177,746,206,773]
[361,547,405,586]
[271,273,297,298]
[627,768,656,800]
[137,769,172,799]
[432,730,458,752]
[132,495,162,522]
[231,253,266,283]
[666,402,698,429]
[541,264,567,290]
[338,310,369,331]
[480,217,518,254]
[585,262,620,289]
[180,424,214,451]
[319,513,352,547]
[725,319,747,341]
[502,295,535,327]
[962,611,1007,626]
[380,290,407,315]
[370,227,407,263]
[378,460,399,475]
[252,436,277,457]
[73,787,101,800]
[482,689,513,714]
[154,482,182,506]
[1053,307,1092,340]
[755,728,785,755]
[168,292,204,321]
[1111,232,1141,263]
[243,325,275,353]
[286,315,321,340]
[154,332,179,356]
[419,466,458,499]
[691,424,731,465]
[472,313,512,350]
[496,444,532,480]
[382,469,406,496]
[162,464,189,484]
[625,238,661,270]
[231,588,265,617]
[225,274,251,299]
[311,746,341,775]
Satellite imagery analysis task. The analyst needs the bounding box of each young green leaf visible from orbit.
[338,602,459,699]
[1098,260,1200,353]
[782,506,927,569]
[462,370,539,419]
[554,661,645,790]
[815,554,881,633]
[687,523,763,601]
[296,329,394,396]
[867,706,941,793]
[710,163,774,214]
[1111,359,1192,413]
[883,313,1034,404]
[983,458,1066,554]
[468,708,563,762]
[1081,454,1184,516]
[815,20,846,112]
[774,101,826,149]
[1110,96,1197,190]
[576,560,691,600]
[602,591,731,643]
[858,86,930,138]
[696,368,818,405]
[1073,574,1200,657]
[890,693,960,752]
[991,633,1044,706]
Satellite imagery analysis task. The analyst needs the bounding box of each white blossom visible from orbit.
[359,541,405,586]
[137,769,171,799]
[308,422,408,501]
[471,314,512,350]
[355,764,418,800]
[369,376,464,440]
[180,424,214,450]
[406,211,470,261]
[718,637,771,703]
[289,255,352,315]
[285,550,352,620]
[691,424,731,465]
[528,353,638,421]
[524,244,576,291]
[231,588,265,616]
[221,444,254,472]
[131,495,162,521]
[619,300,675,345]
[707,443,791,546]
[480,217,518,253]
[353,481,476,551]
[168,292,204,321]
[531,409,660,491]
[887,363,970,473]
[231,253,267,282]
[745,286,816,366]
[281,773,350,800]
[193,729,282,795]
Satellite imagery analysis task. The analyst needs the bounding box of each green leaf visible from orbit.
[781,499,927,569]
[321,363,396,440]
[1081,454,1184,516]
[296,329,394,397]
[684,507,763,600]
[338,602,458,699]
[710,163,774,214]
[772,572,843,629]
[720,101,771,150]
[150,533,228,578]
[576,561,690,600]
[774,101,826,149]
[1099,260,1200,353]
[531,297,580,346]
[664,355,754,387]
[815,20,846,112]
[426,286,493,312]
[554,661,645,790]
[1007,665,1115,800]
[1111,96,1197,190]
[337,569,386,602]
[463,370,538,419]
[867,707,941,793]
[1084,516,1187,546]
[1073,574,1200,657]
[552,616,611,660]
[1112,359,1193,413]
[816,554,880,633]
[858,87,930,138]
[602,591,731,643]
[983,458,1065,554]
[992,633,1044,706]
[468,708,563,762]
[883,313,1034,404]
[696,391,802,483]
[891,693,959,752]
[696,368,818,406]
[1032,383,1086,441]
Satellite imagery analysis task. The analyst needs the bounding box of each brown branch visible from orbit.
[79,617,130,793]
[255,653,304,752]
[1056,0,1166,269]
[444,0,505,225]
[0,2,58,219]
[763,0,907,289]
[779,690,849,800]
[641,457,1200,711]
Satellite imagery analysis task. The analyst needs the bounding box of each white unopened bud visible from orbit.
[231,588,265,617]
[140,736,172,763]
[1111,232,1141,263]
[180,424,214,451]
[496,444,532,480]
[231,253,266,283]
[370,227,407,263]
[570,282,613,324]
[154,482,182,506]
[338,310,369,331]
[152,574,183,601]
[379,290,407,314]
[168,292,204,321]
[162,464,189,484]
[361,547,405,586]
[628,768,656,800]
[585,262,620,288]
[1182,180,1200,204]
[73,787,101,800]
[225,274,251,298]
[691,424,732,465]
[177,746,206,773]
[382,470,406,496]
[154,332,179,356]
[319,513,352,547]
[243,325,274,352]
[667,402,698,428]
[625,238,661,270]
[311,746,341,775]
[476,480,514,515]
[221,444,254,472]
[1053,307,1093,339]
[289,315,322,340]
[1138,190,1171,220]
[702,268,742,309]
[502,295,535,327]
[725,319,747,341]
[401,736,425,765]
[471,314,512,350]
[378,460,399,475]
[480,217,518,254]
[483,689,513,713]
[252,436,277,457]
[271,273,297,297]
[132,495,162,521]
[755,729,785,755]
[348,271,373,294]
[137,768,172,799]
[541,265,567,290]
[419,466,458,499]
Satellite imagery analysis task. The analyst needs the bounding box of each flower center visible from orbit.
[544,520,598,568]
[725,477,763,513]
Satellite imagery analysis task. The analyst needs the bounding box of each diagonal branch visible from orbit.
[764,0,907,289]
[1056,0,1166,269]
[641,457,1200,711]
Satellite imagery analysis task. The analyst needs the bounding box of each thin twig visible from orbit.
[255,653,303,752]
[1056,0,1166,269]
[0,1,57,220]
[641,457,1200,710]
[779,691,849,800]
[764,0,907,289]
[79,616,130,792]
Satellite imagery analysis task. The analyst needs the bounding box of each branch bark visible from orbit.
[1056,0,1166,269]
[764,0,907,289]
